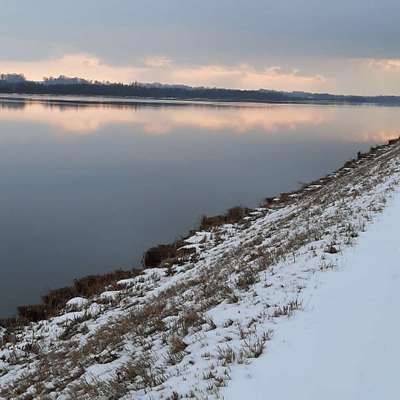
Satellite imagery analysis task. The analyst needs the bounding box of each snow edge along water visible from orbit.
[1,139,400,399]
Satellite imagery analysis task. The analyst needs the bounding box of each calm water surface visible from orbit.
[0,97,399,316]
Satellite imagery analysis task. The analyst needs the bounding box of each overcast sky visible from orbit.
[1,0,400,95]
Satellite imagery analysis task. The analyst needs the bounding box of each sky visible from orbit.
[1,0,400,95]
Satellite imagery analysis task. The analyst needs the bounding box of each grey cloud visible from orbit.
[1,0,400,65]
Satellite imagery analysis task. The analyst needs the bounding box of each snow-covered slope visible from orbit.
[224,186,400,400]
[1,141,400,399]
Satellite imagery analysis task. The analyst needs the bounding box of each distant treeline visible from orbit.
[1,80,400,105]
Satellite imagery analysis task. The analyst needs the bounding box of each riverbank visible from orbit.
[1,138,400,399]
[224,186,400,400]
[1,137,394,327]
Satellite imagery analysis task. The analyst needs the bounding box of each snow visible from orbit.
[224,190,400,399]
[1,141,400,399]
[66,297,88,310]
[52,311,86,325]
[99,290,121,301]
[117,278,137,288]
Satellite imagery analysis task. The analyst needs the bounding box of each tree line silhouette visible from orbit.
[1,79,400,105]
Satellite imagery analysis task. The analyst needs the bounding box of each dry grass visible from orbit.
[2,140,400,399]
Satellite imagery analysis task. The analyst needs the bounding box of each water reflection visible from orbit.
[0,98,331,135]
[0,97,399,316]
[0,98,398,144]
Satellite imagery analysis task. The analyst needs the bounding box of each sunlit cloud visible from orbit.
[367,58,400,70]
[0,53,329,91]
[160,63,327,91]
[0,53,138,83]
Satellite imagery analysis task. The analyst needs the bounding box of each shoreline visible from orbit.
[1,136,400,398]
[1,92,398,108]
[2,135,399,327]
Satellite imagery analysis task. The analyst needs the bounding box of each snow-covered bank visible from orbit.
[1,140,400,399]
[224,187,400,400]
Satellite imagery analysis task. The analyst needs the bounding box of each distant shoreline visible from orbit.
[1,79,400,107]
[1,92,399,109]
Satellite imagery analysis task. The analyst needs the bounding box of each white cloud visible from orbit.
[143,56,172,68]
[0,53,329,92]
[367,58,400,70]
